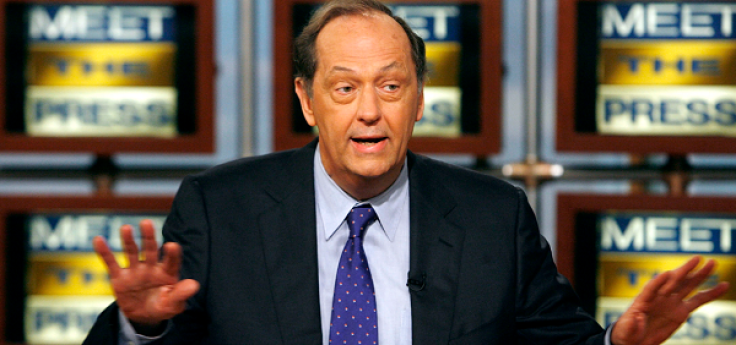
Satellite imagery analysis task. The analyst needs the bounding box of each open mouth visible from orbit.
[352,137,387,145]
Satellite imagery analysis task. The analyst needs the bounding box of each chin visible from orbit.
[350,162,397,181]
[352,168,388,180]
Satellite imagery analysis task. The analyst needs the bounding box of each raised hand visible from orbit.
[611,256,730,345]
[93,220,200,329]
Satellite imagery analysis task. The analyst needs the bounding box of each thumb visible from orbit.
[170,279,200,302]
[160,279,200,316]
[612,313,647,345]
[632,313,647,340]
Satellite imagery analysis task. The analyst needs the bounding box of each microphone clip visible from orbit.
[406,273,426,291]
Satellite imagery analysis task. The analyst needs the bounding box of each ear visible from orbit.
[295,78,316,126]
[415,87,425,122]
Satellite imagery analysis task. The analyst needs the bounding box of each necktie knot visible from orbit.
[347,205,377,239]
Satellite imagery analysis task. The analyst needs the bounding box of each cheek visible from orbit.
[317,115,351,141]
[396,107,420,134]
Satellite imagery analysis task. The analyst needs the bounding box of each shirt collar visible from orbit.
[314,143,409,242]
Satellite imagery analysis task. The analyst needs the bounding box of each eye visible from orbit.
[383,84,399,92]
[336,86,354,93]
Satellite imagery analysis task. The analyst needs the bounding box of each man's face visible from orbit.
[295,13,424,198]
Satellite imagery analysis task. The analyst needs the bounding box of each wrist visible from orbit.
[130,320,168,337]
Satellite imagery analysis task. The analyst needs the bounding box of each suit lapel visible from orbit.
[258,142,322,344]
[407,152,465,344]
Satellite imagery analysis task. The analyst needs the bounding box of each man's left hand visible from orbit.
[611,256,730,345]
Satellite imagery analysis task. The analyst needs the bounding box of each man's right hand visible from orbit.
[93,220,200,332]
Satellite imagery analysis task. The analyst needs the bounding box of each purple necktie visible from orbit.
[329,205,378,345]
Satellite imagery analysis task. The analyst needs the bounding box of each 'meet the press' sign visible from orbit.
[24,213,165,344]
[596,212,736,344]
[24,4,179,137]
[596,3,736,137]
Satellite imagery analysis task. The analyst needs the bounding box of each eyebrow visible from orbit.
[379,61,402,72]
[328,66,356,74]
[327,61,404,75]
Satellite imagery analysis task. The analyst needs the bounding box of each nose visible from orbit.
[356,86,381,124]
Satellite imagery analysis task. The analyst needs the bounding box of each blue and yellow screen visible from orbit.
[595,2,736,137]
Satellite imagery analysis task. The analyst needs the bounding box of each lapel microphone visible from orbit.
[406,272,426,291]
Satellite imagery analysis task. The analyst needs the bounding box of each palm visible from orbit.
[94,220,199,326]
[611,257,729,345]
[109,257,181,323]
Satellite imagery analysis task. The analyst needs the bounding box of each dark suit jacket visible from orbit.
[84,142,605,344]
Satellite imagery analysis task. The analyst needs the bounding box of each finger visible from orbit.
[93,236,121,278]
[120,225,140,268]
[140,220,159,266]
[161,242,183,278]
[673,259,717,299]
[686,282,730,311]
[171,279,200,302]
[637,270,672,304]
[660,256,701,296]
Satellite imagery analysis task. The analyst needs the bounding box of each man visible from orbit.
[84,0,728,344]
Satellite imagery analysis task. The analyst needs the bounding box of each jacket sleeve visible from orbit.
[159,175,212,344]
[513,188,606,345]
[82,303,122,345]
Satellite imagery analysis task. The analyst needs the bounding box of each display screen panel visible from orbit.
[289,3,481,138]
[4,3,197,138]
[595,212,736,344]
[557,195,736,345]
[5,213,166,344]
[577,2,736,137]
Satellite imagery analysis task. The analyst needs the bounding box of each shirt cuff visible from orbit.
[604,322,614,345]
[117,309,171,345]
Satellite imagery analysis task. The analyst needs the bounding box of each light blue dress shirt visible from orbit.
[314,144,412,345]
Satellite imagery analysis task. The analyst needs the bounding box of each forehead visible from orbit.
[314,12,413,73]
